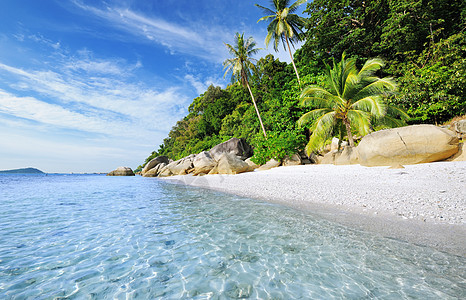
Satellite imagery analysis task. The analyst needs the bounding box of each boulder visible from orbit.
[257,158,281,171]
[143,162,167,177]
[453,120,466,139]
[245,157,260,170]
[216,153,251,175]
[330,137,348,152]
[448,143,465,162]
[192,151,217,175]
[141,156,169,175]
[107,167,135,176]
[318,151,337,164]
[209,138,253,161]
[282,153,302,166]
[334,146,359,165]
[158,154,195,177]
[357,125,459,166]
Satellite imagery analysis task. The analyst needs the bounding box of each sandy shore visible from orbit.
[161,161,466,256]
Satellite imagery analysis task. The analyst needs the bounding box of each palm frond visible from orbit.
[254,4,276,16]
[352,96,386,117]
[297,108,331,127]
[358,58,384,77]
[347,110,371,136]
[289,0,307,13]
[304,112,337,155]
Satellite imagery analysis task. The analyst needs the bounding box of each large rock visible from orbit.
[282,153,302,166]
[453,120,466,139]
[158,154,195,177]
[257,158,281,171]
[107,167,135,176]
[357,125,459,166]
[448,143,465,162]
[334,146,359,165]
[141,156,169,175]
[192,151,217,175]
[245,157,260,170]
[209,138,253,161]
[143,162,167,177]
[330,137,348,152]
[214,153,251,175]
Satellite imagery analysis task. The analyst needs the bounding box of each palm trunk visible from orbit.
[344,119,355,147]
[246,80,267,138]
[285,36,301,88]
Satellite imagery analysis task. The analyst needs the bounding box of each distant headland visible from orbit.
[0,168,45,174]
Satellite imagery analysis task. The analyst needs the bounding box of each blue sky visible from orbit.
[0,0,306,173]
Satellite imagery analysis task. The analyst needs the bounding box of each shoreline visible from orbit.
[161,161,466,257]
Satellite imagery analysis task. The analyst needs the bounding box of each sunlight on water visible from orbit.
[0,174,464,299]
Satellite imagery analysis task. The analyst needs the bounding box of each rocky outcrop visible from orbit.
[107,167,135,176]
[448,143,465,162]
[141,156,169,175]
[357,125,459,166]
[209,138,253,161]
[330,137,348,152]
[282,153,302,166]
[209,153,251,175]
[192,151,217,175]
[453,120,466,139]
[334,146,359,165]
[257,158,281,171]
[158,154,195,177]
[143,162,167,177]
[245,158,260,170]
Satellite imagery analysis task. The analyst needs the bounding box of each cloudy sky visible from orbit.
[0,0,306,173]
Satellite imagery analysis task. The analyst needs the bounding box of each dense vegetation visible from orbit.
[137,0,465,171]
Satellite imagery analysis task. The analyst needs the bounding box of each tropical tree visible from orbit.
[223,32,267,137]
[298,54,406,155]
[255,0,307,86]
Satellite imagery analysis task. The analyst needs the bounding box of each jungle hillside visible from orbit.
[137,0,465,171]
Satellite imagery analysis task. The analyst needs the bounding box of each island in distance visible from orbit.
[0,167,45,174]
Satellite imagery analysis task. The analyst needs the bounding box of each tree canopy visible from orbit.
[136,0,465,171]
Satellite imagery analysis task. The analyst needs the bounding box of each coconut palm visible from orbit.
[298,54,407,155]
[255,0,307,86]
[223,33,267,137]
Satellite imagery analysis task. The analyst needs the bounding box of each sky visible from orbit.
[0,0,307,173]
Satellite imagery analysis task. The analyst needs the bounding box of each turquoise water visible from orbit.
[0,174,464,299]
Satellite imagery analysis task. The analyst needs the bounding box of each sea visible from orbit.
[0,174,464,299]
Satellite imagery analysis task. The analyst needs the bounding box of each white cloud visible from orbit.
[0,89,132,136]
[70,1,235,63]
[0,60,190,136]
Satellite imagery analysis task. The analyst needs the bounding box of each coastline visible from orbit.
[161,161,466,257]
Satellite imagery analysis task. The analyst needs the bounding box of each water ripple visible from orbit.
[0,174,464,299]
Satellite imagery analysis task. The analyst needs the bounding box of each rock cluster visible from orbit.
[319,124,463,166]
[139,124,464,177]
[140,138,263,178]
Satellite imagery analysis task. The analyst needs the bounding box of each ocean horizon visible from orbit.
[0,174,464,299]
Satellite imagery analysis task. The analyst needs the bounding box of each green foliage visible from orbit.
[251,129,306,165]
[138,0,464,169]
[390,32,466,124]
[299,54,403,154]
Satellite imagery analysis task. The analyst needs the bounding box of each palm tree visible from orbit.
[298,54,407,155]
[223,33,267,137]
[256,0,307,86]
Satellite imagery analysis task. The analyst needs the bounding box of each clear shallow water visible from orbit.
[0,174,464,299]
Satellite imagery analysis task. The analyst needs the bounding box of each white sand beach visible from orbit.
[162,161,466,256]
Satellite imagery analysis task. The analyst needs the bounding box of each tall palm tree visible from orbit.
[223,33,267,137]
[256,0,307,86]
[298,54,407,155]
